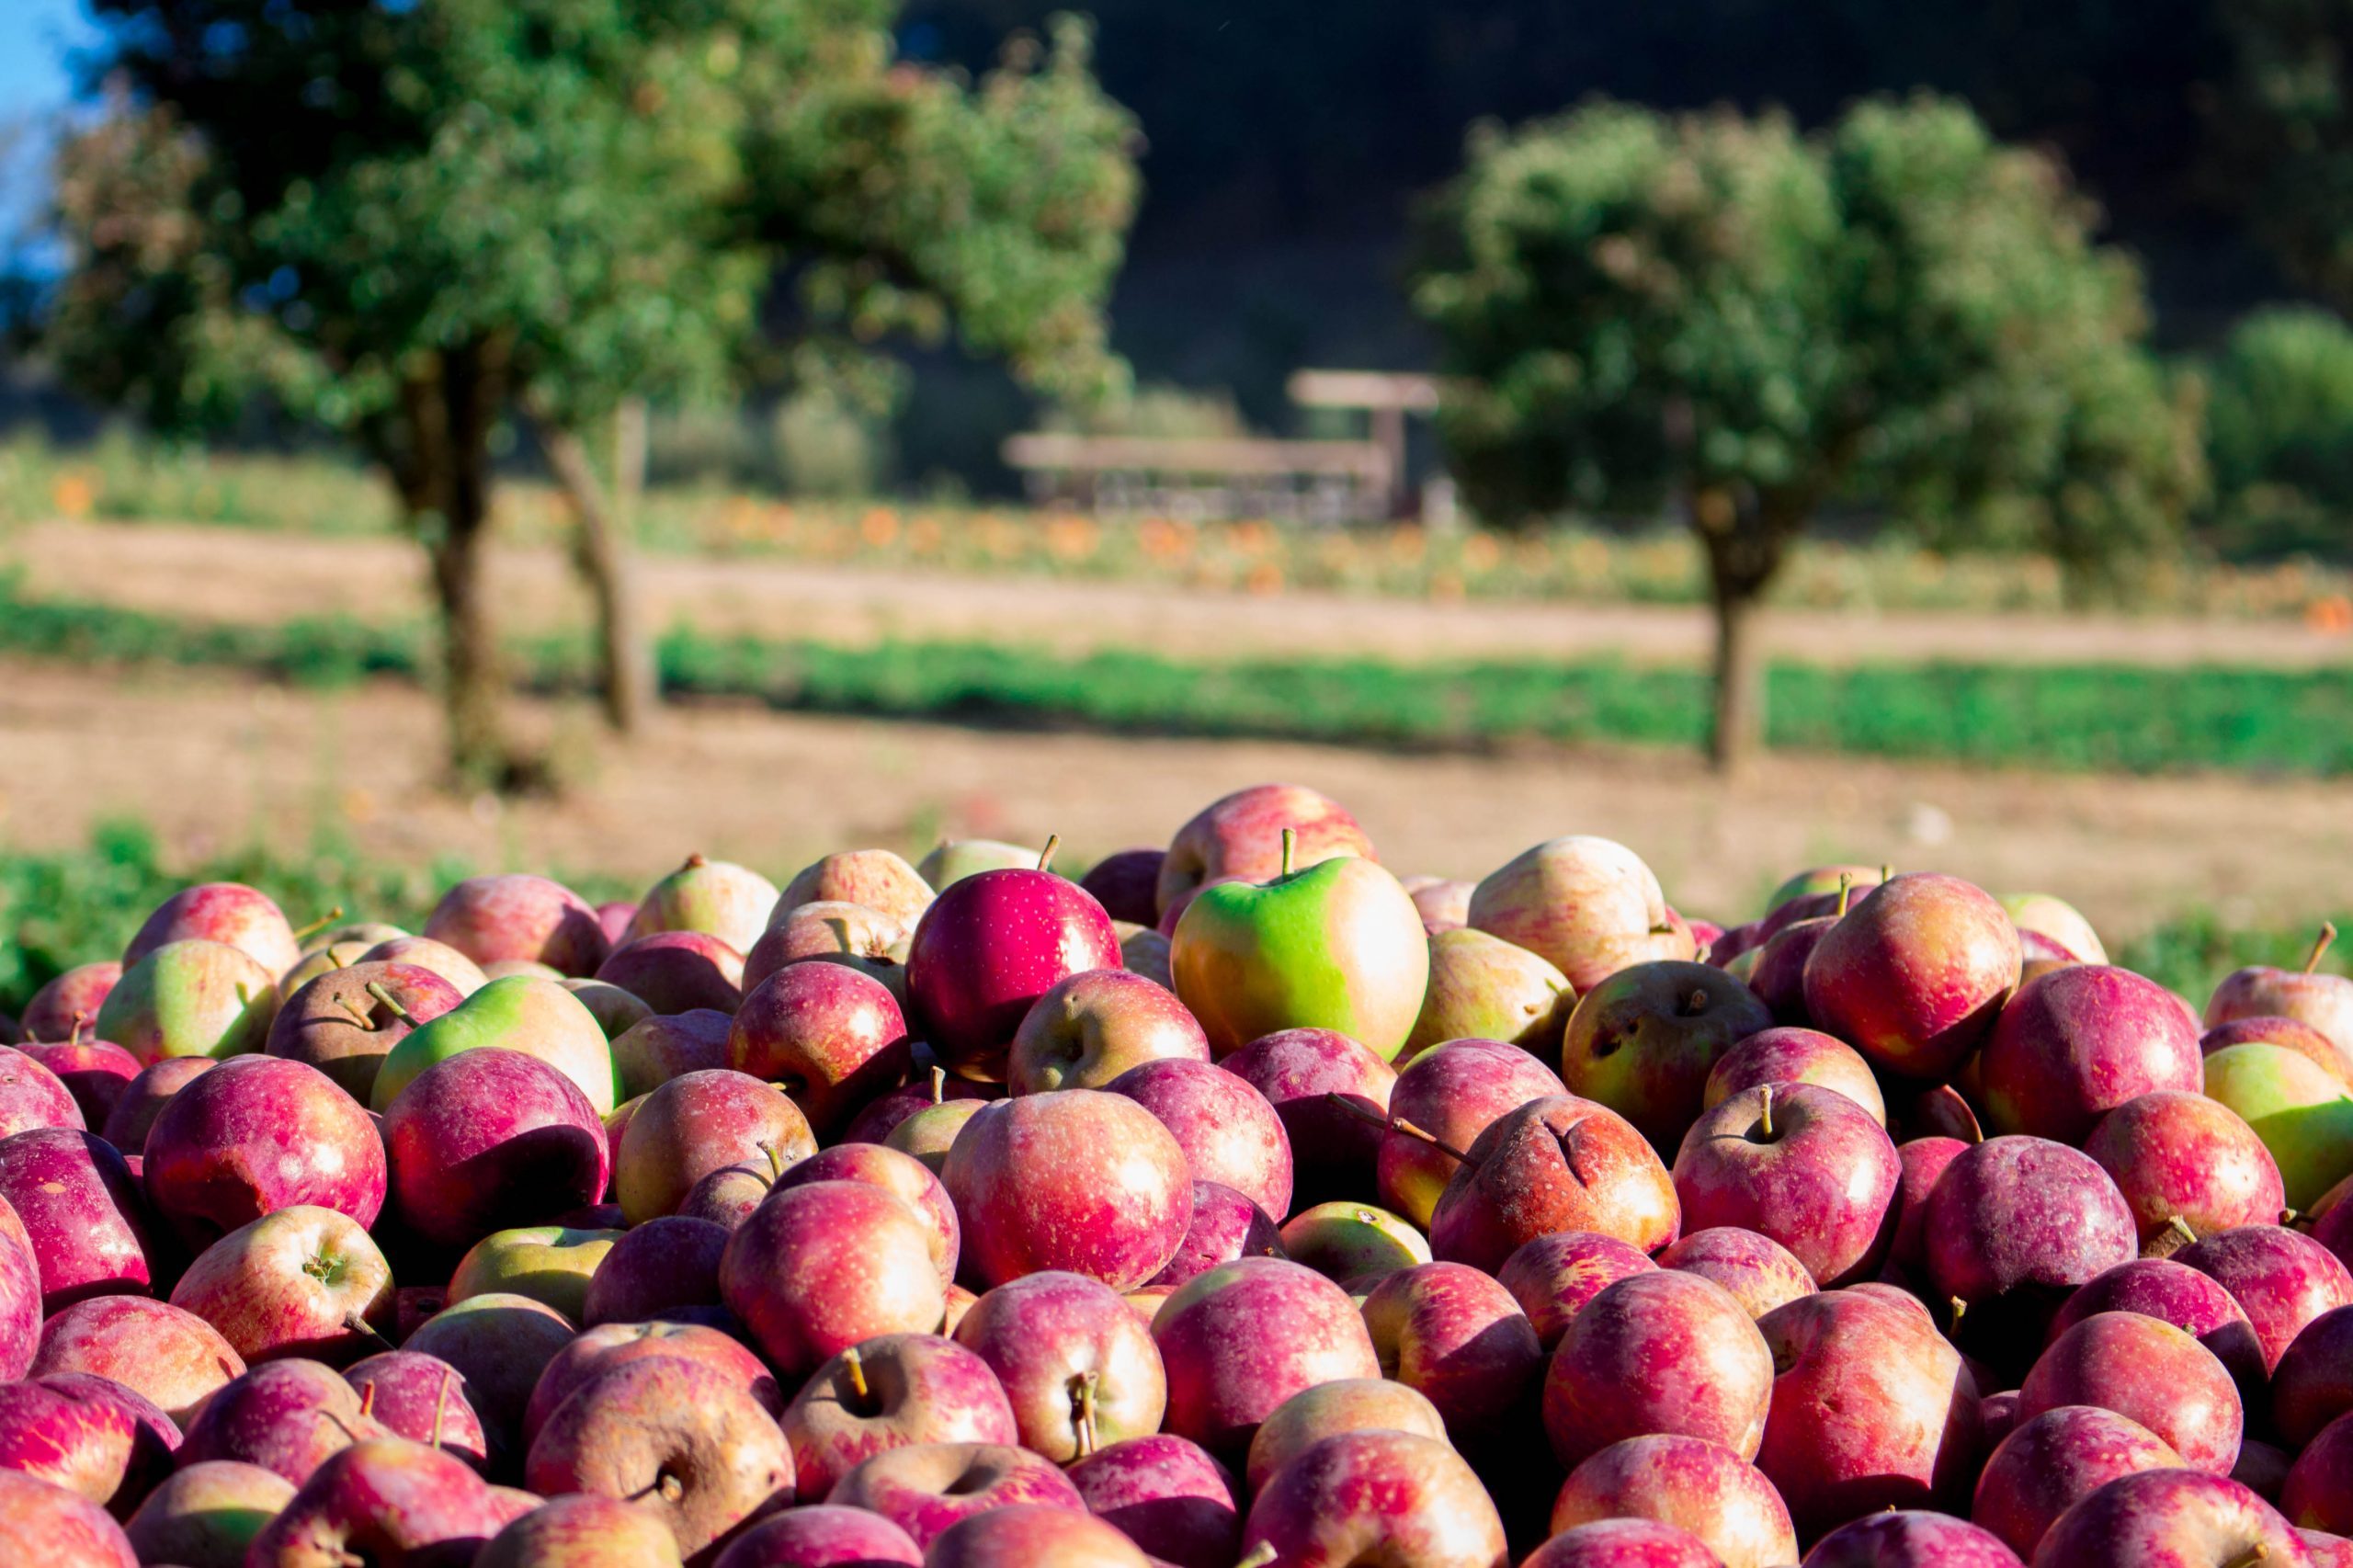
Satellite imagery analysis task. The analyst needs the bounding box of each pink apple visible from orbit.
[0,1371,179,1512]
[121,1458,299,1568]
[1147,1179,1286,1288]
[825,1441,1085,1549]
[1655,1227,1816,1318]
[1360,1260,1541,1437]
[343,1350,490,1469]
[249,1436,527,1566]
[474,1493,688,1568]
[124,882,301,980]
[1150,1256,1381,1459]
[1802,872,2021,1081]
[610,1008,732,1099]
[779,1332,1017,1503]
[1702,1026,1887,1125]
[2018,1311,2243,1474]
[580,1214,730,1327]
[1972,1403,2183,1561]
[708,1503,922,1568]
[729,965,910,1138]
[177,1358,389,1485]
[0,1127,157,1311]
[1522,1518,1720,1567]
[1237,1429,1506,1568]
[613,1068,814,1226]
[399,1292,577,1457]
[719,1179,947,1377]
[952,1270,1165,1462]
[1007,970,1209,1096]
[0,1469,139,1567]
[595,930,745,1016]
[424,875,609,978]
[923,1503,1153,1568]
[382,1047,609,1248]
[30,1295,243,1425]
[1067,1433,1237,1568]
[1979,966,2205,1143]
[1922,1136,2136,1350]
[1156,784,1375,923]
[1468,835,1694,993]
[1806,1512,2024,1567]
[942,1090,1191,1291]
[1671,1082,1900,1287]
[1548,1434,1797,1568]
[141,1054,385,1247]
[1543,1270,1771,1470]
[17,964,123,1045]
[2084,1092,2286,1255]
[906,851,1121,1081]
[16,1036,140,1131]
[780,849,935,929]
[2049,1259,2268,1403]
[2036,1467,2312,1568]
[169,1204,396,1364]
[522,1320,779,1448]
[0,1044,85,1140]
[1243,1378,1449,1494]
[2180,1224,2353,1373]
[1379,1037,1564,1228]
[768,1142,960,1288]
[1107,1058,1291,1220]
[1497,1231,1659,1350]
[1560,960,1775,1151]
[1429,1096,1679,1273]
[1079,848,1165,926]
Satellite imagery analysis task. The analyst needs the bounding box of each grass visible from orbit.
[3,822,2339,1019]
[6,574,2353,776]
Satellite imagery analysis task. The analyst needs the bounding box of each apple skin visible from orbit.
[782,848,936,927]
[141,1053,386,1247]
[525,1354,793,1562]
[615,1069,814,1226]
[906,862,1121,1082]
[1066,1433,1239,1568]
[625,854,780,957]
[2083,1091,2286,1254]
[176,1358,389,1485]
[1404,877,1476,935]
[381,1047,610,1249]
[2179,1224,2353,1374]
[342,1350,490,1470]
[725,972,910,1143]
[1521,1518,1722,1567]
[1806,1511,2025,1566]
[1119,927,1173,990]
[1359,1260,1541,1440]
[611,1008,733,1100]
[103,1054,222,1153]
[264,960,463,1104]
[1468,835,1695,994]
[1978,966,2205,1144]
[424,874,609,978]
[124,882,301,982]
[923,1503,1152,1568]
[1222,1028,1397,1209]
[1656,1228,1816,1319]
[1277,1199,1431,1287]
[0,1470,139,1568]
[400,1291,578,1458]
[94,938,279,1066]
[1006,970,1209,1096]
[523,1320,780,1448]
[1882,1135,1970,1282]
[721,1179,948,1378]
[1548,1434,1798,1568]
[2034,1467,2313,1568]
[1746,914,1839,1026]
[1703,1027,1886,1125]
[1801,872,2022,1082]
[708,1502,924,1568]
[1147,1180,1285,1289]
[1149,1256,1381,1460]
[1671,1083,1901,1287]
[769,1142,960,1288]
[1752,1287,1982,1537]
[2303,1528,2353,1568]
[2274,1306,2353,1447]
[17,1038,141,1132]
[28,1295,242,1426]
[2048,1259,2269,1405]
[1156,784,1375,922]
[2018,1311,2243,1475]
[942,1090,1192,1291]
[1429,1096,1680,1273]
[2201,1041,2353,1211]
[2202,1017,2353,1087]
[474,1492,689,1568]
[826,1440,1085,1549]
[1563,961,1775,1150]
[372,974,619,1121]
[2285,1412,2353,1536]
[0,1127,157,1312]
[779,1332,1016,1503]
[1171,852,1429,1062]
[744,902,912,1000]
[0,1371,180,1513]
[447,1224,620,1323]
[0,1197,38,1380]
[1237,1429,1507,1568]
[168,1204,396,1364]
[1107,1058,1291,1220]
[1404,928,1575,1062]
[1498,1231,1659,1350]
[18,964,124,1045]
[0,1043,85,1139]
[1244,1377,1449,1494]
[248,1436,528,1567]
[1921,1135,2137,1333]
[1380,1037,1565,1229]
[1542,1270,1771,1470]
[1075,848,1165,927]
[952,1270,1165,1462]
[1972,1403,2182,1561]
[2208,959,2353,1061]
[358,936,490,995]
[595,930,746,1017]
[121,1457,299,1568]
[580,1214,730,1326]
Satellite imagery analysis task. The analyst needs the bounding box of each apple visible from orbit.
[342,1350,490,1468]
[94,938,279,1065]
[708,1503,923,1568]
[768,1142,961,1288]
[2035,1467,2312,1568]
[884,1094,991,1175]
[920,1503,1152,1568]
[475,1493,688,1568]
[2275,1306,2353,1446]
[447,1224,620,1322]
[1543,1270,1771,1470]
[2018,1311,2242,1474]
[953,1270,1165,1461]
[1702,1027,1885,1124]
[1672,1083,1900,1286]
[1999,892,2108,964]
[141,1053,385,1246]
[1655,1227,1816,1319]
[178,1358,386,1483]
[1801,872,2020,1081]
[1276,1200,1431,1287]
[1150,1257,1381,1459]
[1222,1028,1396,1209]
[1119,926,1174,989]
[596,931,745,1017]
[782,848,936,929]
[745,902,911,998]
[611,1008,733,1100]
[371,974,618,1117]
[1753,1287,1981,1536]
[1007,970,1208,1095]
[2207,924,2353,1059]
[779,1332,1016,1502]
[399,1291,578,1457]
[248,1436,528,1566]
[525,1354,792,1562]
[1076,848,1165,927]
[1972,1403,2182,1561]
[108,1051,229,1157]
[1236,1429,1506,1568]
[1360,1260,1541,1438]
[1148,1180,1286,1288]
[2179,1224,2353,1373]
[1171,832,1428,1061]
[1244,1378,1449,1493]
[167,1204,394,1363]
[561,977,655,1041]
[2083,1092,2285,1255]
[1921,1136,2137,1357]
[16,1036,140,1131]
[17,964,123,1044]
[1404,877,1475,935]
[2201,1042,2353,1211]
[1978,966,2204,1143]
[0,1044,85,1139]
[382,1047,610,1248]
[1549,1434,1797,1568]
[358,936,490,995]
[1879,1135,1970,1284]
[0,1127,157,1311]
[522,1320,780,1446]
[1745,899,1848,1027]
[424,874,609,977]
[625,853,781,957]
[2049,1259,2269,1403]
[615,1069,814,1226]
[919,839,1042,890]
[1379,1037,1566,1227]
[2285,1412,2353,1536]
[1497,1231,1658,1349]
[580,1215,730,1327]
[679,1164,774,1230]
[263,960,463,1103]
[1403,928,1574,1061]
[1066,1433,1239,1568]
[942,1090,1192,1291]
[826,1440,1085,1548]
[0,1470,139,1568]
[1428,1096,1679,1273]
[1156,784,1374,923]
[1521,1518,1721,1567]
[120,1458,298,1568]
[730,965,910,1138]
[720,1179,947,1377]
[1107,1058,1291,1219]
[125,882,302,980]
[28,1295,241,1426]
[1468,835,1694,993]
[1807,1511,2025,1566]
[0,1371,180,1512]
[2202,1017,2353,1087]
[1560,960,1774,1152]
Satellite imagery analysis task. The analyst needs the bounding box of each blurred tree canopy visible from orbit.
[2222,0,2353,314]
[1415,96,2205,771]
[44,0,1138,784]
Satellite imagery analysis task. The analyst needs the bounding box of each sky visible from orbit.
[1,0,101,260]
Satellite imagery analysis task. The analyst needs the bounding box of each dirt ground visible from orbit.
[2,658,2344,942]
[16,517,2353,667]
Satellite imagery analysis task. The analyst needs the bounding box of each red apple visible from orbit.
[1237,1429,1506,1568]
[779,1332,1017,1503]
[1802,872,2021,1081]
[30,1295,241,1425]
[141,1054,385,1246]
[2201,1017,2353,1087]
[1979,966,2205,1143]
[1428,1096,1679,1273]
[1222,1028,1397,1209]
[1149,1257,1381,1459]
[1360,1260,1541,1438]
[522,1320,779,1448]
[942,1090,1191,1291]
[1922,1136,2137,1350]
[474,1492,688,1568]
[16,1036,140,1131]
[742,901,911,999]
[125,882,301,980]
[1156,784,1374,923]
[729,965,910,1138]
[1107,1058,1291,1220]
[1702,1027,1887,1125]
[1522,1518,1720,1567]
[0,1128,157,1311]
[177,1358,388,1485]
[1543,1270,1771,1470]
[2285,1412,2353,1536]
[1243,1378,1449,1494]
[1468,835,1693,993]
[825,1441,1085,1548]
[780,849,936,929]
[2050,1259,2269,1404]
[614,1069,813,1226]
[1146,1179,1286,1288]
[2181,1224,2353,1373]
[169,1204,395,1364]
[1079,849,1165,927]
[708,1503,922,1567]
[1655,1227,1815,1319]
[1008,970,1208,1096]
[906,850,1121,1081]
[0,1470,139,1567]
[96,1056,210,1153]
[610,1007,733,1099]
[0,1371,179,1513]
[580,1214,731,1327]
[1972,1403,2182,1561]
[1807,1511,2024,1566]
[248,1436,527,1566]
[952,1270,1165,1461]
[596,930,745,1017]
[1067,1433,1238,1568]
[400,1292,577,1457]
[2019,1311,2243,1474]
[1380,1038,1565,1228]
[768,1142,960,1288]
[1560,960,1774,1152]
[1548,1434,1797,1568]
[1671,1083,1900,1287]
[2207,928,2353,1061]
[1498,1231,1659,1350]
[424,875,609,978]
[17,965,123,1045]
[0,1044,85,1139]
[343,1350,490,1469]
[719,1179,947,1378]
[382,1047,609,1248]
[2274,1306,2353,1446]
[2084,1092,2285,1256]
[2036,1467,2312,1568]
[923,1503,1152,1568]
[120,1458,299,1568]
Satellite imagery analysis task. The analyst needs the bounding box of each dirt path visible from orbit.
[2,659,2344,944]
[12,517,2352,667]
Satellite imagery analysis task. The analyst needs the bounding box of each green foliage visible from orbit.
[2207,308,2353,506]
[2222,0,2353,312]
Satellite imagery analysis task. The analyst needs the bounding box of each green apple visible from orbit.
[2000,892,2110,965]
[2203,1040,2353,1210]
[1170,830,1430,1059]
[369,974,620,1115]
[1276,1200,1431,1290]
[885,1096,989,1175]
[96,938,279,1065]
[1764,864,1883,915]
[447,1226,622,1323]
[1402,927,1574,1062]
[623,853,780,956]
[915,838,1042,890]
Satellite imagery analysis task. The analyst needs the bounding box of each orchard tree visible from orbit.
[1415,96,2203,770]
[2220,0,2353,312]
[45,1,1137,785]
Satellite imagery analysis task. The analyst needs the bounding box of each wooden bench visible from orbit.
[1001,432,1394,524]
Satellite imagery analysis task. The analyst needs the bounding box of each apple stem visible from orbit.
[290,905,347,944]
[342,1312,399,1357]
[365,982,417,1027]
[759,1140,785,1181]
[2167,1215,2199,1251]
[326,949,347,970]
[431,1366,453,1449]
[1879,864,1893,884]
[234,983,252,1008]
[1235,1546,1279,1568]
[1279,827,1297,879]
[2222,1547,2269,1568]
[356,1380,377,1418]
[1948,1297,1968,1329]
[1321,1094,1471,1163]
[685,852,708,870]
[930,1065,947,1106]
[2283,1208,2302,1228]
[1038,835,1062,872]
[1835,872,1854,919]
[69,1012,86,1048]
[1759,1083,1774,1140]
[843,1346,870,1403]
[336,995,376,1029]
[1071,1369,1101,1458]
[2307,921,2338,974]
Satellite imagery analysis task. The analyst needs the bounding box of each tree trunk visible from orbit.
[1689,483,1800,777]
[1708,578,1760,773]
[539,401,654,734]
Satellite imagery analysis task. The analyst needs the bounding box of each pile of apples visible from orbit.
[2,781,2352,1568]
